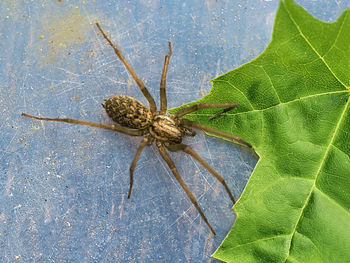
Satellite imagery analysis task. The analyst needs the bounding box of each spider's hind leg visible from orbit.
[166,143,235,203]
[128,136,153,199]
[21,113,146,136]
[156,141,216,235]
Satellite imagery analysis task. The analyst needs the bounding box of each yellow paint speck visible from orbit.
[38,10,96,66]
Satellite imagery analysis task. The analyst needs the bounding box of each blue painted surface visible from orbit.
[0,1,348,262]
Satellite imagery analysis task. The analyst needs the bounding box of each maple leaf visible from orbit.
[172,0,350,261]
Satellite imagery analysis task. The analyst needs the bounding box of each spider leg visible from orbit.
[208,106,236,121]
[128,136,154,199]
[181,119,252,148]
[166,143,235,203]
[173,103,238,118]
[156,141,216,235]
[22,113,146,136]
[95,23,157,114]
[159,42,172,115]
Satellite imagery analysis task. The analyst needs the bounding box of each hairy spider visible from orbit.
[22,23,251,235]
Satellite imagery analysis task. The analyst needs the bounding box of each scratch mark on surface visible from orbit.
[118,194,125,219]
[5,174,15,196]
[0,130,18,162]
[110,201,115,216]
[56,67,81,77]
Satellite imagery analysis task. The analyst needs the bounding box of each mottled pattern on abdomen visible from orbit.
[102,95,152,129]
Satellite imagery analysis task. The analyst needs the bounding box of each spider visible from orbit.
[22,22,251,235]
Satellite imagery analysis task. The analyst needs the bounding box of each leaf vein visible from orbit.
[187,90,349,118]
[332,143,350,159]
[323,11,348,59]
[314,186,350,216]
[214,79,256,110]
[294,230,324,261]
[260,65,282,103]
[282,87,350,262]
[284,1,348,89]
[223,234,290,251]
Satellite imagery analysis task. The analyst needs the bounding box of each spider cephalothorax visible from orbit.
[22,22,251,235]
[103,95,189,144]
[149,115,184,144]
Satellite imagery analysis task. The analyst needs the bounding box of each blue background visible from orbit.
[0,1,348,262]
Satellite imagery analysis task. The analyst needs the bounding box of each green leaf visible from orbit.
[171,0,350,262]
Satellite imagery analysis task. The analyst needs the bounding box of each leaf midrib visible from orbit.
[282,3,350,261]
[282,93,350,262]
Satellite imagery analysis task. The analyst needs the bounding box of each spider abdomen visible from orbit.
[102,95,152,129]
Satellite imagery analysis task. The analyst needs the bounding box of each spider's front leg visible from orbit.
[156,141,216,235]
[96,23,157,114]
[181,119,252,148]
[173,103,238,119]
[159,42,172,115]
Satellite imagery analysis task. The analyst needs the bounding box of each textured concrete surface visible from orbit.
[0,0,348,262]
